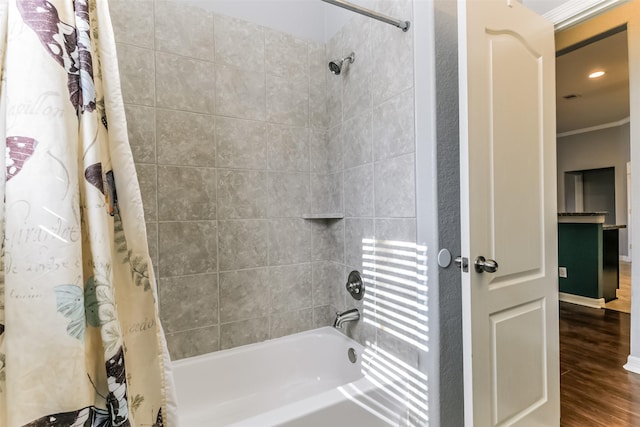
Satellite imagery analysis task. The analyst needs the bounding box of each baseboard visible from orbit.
[620,256,631,263]
[624,355,640,375]
[558,292,605,309]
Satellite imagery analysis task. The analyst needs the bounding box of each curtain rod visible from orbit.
[320,0,411,32]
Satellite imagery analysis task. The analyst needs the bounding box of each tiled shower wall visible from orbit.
[109,1,337,359]
[321,0,419,366]
[109,0,418,362]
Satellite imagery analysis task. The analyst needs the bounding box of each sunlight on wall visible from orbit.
[339,239,429,426]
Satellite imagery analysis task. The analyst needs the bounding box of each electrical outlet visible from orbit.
[559,267,567,278]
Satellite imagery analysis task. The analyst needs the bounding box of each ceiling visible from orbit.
[556,29,629,133]
[523,0,572,15]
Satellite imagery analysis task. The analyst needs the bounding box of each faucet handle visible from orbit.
[346,270,365,300]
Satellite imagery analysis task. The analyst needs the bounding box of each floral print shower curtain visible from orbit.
[0,1,178,426]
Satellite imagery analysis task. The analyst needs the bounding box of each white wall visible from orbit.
[557,123,631,255]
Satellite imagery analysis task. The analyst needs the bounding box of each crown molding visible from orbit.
[544,0,629,30]
[557,116,630,138]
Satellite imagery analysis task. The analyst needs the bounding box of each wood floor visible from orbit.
[560,302,640,426]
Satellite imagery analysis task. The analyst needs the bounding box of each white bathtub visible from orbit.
[172,327,410,427]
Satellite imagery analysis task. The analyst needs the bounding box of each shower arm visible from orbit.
[320,0,411,32]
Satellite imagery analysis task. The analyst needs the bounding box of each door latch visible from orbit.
[454,256,469,272]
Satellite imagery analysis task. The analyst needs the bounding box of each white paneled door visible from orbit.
[458,0,560,425]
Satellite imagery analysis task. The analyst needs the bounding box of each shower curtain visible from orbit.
[0,1,178,426]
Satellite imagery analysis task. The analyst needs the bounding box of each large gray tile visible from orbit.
[214,14,264,72]
[343,111,372,167]
[218,220,268,271]
[266,73,309,126]
[270,308,314,339]
[267,125,309,172]
[325,31,343,128]
[216,64,266,121]
[310,126,342,174]
[159,274,218,333]
[342,17,372,121]
[136,163,157,222]
[311,172,343,215]
[166,325,219,359]
[156,109,216,167]
[377,328,420,371]
[345,218,374,269]
[217,170,268,219]
[125,104,155,164]
[220,317,269,350]
[314,305,334,328]
[309,83,328,130]
[110,1,154,49]
[310,219,344,263]
[344,164,373,217]
[117,44,155,106]
[371,0,414,104]
[155,1,214,61]
[374,153,416,218]
[265,28,308,78]
[156,52,214,114]
[309,41,328,129]
[267,172,309,218]
[309,129,327,173]
[268,219,311,266]
[312,261,345,311]
[146,222,158,272]
[373,89,415,161]
[219,268,270,323]
[269,264,312,314]
[158,166,216,221]
[309,40,327,77]
[375,218,417,244]
[326,68,342,128]
[159,221,217,277]
[215,117,267,169]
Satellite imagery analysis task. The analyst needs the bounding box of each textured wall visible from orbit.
[110,0,335,359]
[434,0,464,424]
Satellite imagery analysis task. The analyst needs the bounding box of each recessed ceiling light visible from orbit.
[589,70,605,79]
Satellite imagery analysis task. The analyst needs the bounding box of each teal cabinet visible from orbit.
[558,222,619,301]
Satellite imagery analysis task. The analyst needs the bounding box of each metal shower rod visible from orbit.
[321,0,411,32]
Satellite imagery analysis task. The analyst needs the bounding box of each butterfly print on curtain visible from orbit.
[84,164,119,217]
[23,346,131,427]
[17,0,97,114]
[85,163,104,194]
[6,136,38,181]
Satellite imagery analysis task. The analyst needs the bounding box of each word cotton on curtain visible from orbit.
[0,1,178,426]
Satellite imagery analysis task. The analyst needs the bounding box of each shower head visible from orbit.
[328,52,355,75]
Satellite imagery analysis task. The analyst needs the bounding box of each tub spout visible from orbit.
[333,308,360,328]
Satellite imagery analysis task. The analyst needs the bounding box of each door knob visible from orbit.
[474,256,498,273]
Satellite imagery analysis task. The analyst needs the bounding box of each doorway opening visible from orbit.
[555,21,636,425]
